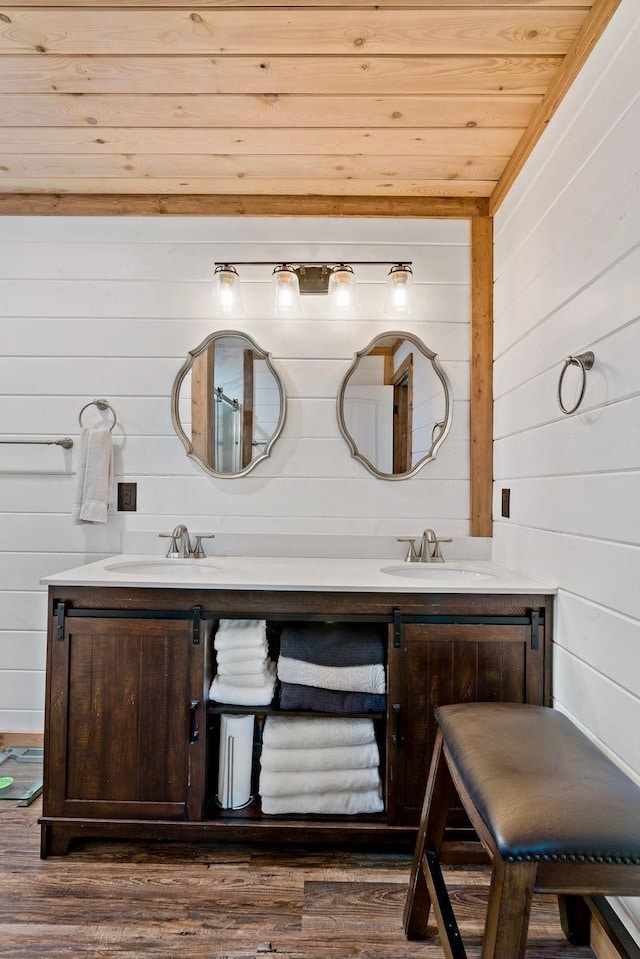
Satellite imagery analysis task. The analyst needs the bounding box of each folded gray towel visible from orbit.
[279,622,384,667]
[279,682,386,713]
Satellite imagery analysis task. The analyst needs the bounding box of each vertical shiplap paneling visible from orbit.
[0,217,471,731]
[493,0,640,942]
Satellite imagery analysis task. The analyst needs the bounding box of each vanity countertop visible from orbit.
[41,554,555,595]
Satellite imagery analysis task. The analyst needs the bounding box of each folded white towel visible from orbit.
[259,766,381,798]
[261,788,384,816]
[277,656,386,694]
[209,671,276,707]
[72,426,114,524]
[214,619,267,650]
[216,662,274,686]
[216,644,268,665]
[260,741,380,772]
[217,657,268,675]
[262,716,376,750]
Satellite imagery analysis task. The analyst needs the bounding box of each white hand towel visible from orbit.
[260,741,380,772]
[261,788,383,816]
[259,766,381,798]
[214,619,267,650]
[277,656,386,694]
[209,671,276,707]
[72,426,114,524]
[217,660,274,684]
[216,644,267,665]
[217,657,268,676]
[262,716,376,750]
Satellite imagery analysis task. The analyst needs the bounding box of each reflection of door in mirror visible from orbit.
[191,340,252,473]
[172,331,286,479]
[338,331,451,479]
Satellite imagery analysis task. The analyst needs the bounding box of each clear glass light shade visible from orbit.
[214,264,243,317]
[328,264,356,317]
[272,264,301,316]
[384,264,413,316]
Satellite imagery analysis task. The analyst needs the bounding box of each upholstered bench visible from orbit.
[403,702,640,958]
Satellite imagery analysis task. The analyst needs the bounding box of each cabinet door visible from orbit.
[44,615,206,821]
[386,621,543,826]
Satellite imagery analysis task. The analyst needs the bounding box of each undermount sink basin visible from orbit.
[104,560,220,576]
[380,565,496,581]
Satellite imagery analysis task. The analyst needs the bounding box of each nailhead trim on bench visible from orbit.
[507,853,640,863]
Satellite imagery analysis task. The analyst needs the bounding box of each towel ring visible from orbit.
[557,351,595,415]
[78,398,117,431]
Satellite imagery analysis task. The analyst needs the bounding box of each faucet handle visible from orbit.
[159,531,180,558]
[192,534,215,559]
[429,534,452,562]
[397,537,419,563]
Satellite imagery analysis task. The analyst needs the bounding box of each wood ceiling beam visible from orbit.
[0,193,489,217]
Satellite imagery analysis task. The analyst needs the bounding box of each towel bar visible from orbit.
[0,437,73,448]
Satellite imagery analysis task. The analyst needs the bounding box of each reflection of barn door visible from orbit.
[392,355,413,473]
[343,385,393,473]
[191,344,214,466]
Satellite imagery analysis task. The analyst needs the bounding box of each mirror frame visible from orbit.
[171,329,286,479]
[336,330,452,480]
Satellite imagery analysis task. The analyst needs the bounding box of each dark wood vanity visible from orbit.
[40,582,552,857]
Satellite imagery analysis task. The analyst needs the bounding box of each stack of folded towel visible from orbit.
[259,716,384,815]
[209,619,276,707]
[277,622,386,713]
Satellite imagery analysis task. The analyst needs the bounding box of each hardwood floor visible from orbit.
[0,801,595,959]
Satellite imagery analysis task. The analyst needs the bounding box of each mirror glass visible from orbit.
[337,331,452,479]
[172,331,286,478]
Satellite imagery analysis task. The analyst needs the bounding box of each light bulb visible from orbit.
[272,264,301,316]
[214,264,243,317]
[384,264,413,316]
[328,264,356,317]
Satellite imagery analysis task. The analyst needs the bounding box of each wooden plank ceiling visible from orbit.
[0,0,620,214]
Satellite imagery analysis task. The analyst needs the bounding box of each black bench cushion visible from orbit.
[436,702,640,864]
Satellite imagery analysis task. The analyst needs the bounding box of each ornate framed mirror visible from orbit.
[171,330,286,478]
[337,331,452,480]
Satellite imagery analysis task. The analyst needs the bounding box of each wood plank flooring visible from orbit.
[0,801,595,959]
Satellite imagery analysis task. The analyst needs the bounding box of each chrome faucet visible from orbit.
[397,528,452,563]
[159,525,215,558]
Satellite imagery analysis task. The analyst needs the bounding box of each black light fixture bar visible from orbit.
[213,261,413,295]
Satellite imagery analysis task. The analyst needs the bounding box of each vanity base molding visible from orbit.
[41,585,553,857]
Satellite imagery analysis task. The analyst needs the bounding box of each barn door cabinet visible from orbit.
[40,585,552,857]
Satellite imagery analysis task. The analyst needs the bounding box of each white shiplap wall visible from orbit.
[0,216,473,733]
[493,0,640,942]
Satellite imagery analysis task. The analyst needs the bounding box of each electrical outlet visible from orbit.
[117,482,137,512]
[501,488,511,519]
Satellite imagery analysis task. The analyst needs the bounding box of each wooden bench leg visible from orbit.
[403,728,454,940]
[481,860,537,959]
[558,894,591,946]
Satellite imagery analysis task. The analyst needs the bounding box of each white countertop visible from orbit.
[41,554,555,594]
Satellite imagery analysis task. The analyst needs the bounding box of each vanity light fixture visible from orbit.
[213,264,243,317]
[384,263,413,317]
[213,260,413,318]
[272,264,302,316]
[327,264,356,318]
